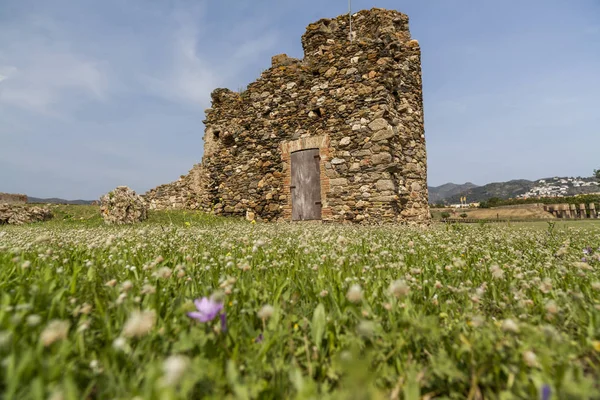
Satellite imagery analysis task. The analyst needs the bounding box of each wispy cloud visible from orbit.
[140,6,281,108]
[0,16,109,116]
[140,22,222,107]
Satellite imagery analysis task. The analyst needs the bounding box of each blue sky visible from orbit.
[1,0,599,199]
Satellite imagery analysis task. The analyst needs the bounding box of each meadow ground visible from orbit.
[430,207,557,221]
[1,206,599,399]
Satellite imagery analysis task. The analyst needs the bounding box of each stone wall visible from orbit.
[0,192,27,204]
[145,164,205,210]
[544,203,599,219]
[0,204,52,225]
[146,8,430,224]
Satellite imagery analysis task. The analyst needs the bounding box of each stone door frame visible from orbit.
[280,135,332,222]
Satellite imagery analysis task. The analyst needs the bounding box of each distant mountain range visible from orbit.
[18,175,600,206]
[441,180,535,204]
[428,176,600,204]
[427,182,479,204]
[27,197,96,205]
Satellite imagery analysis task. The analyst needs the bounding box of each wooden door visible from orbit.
[291,149,322,220]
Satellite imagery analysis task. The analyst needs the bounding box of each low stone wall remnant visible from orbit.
[543,203,599,219]
[0,204,53,225]
[0,193,27,204]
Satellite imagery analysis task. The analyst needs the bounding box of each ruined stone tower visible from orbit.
[146,8,430,224]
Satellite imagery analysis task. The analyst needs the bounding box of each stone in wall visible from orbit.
[100,186,148,225]
[0,204,53,225]
[148,8,430,225]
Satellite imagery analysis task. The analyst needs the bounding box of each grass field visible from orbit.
[1,206,599,399]
[430,206,557,221]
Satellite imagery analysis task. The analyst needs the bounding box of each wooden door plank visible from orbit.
[291,149,322,221]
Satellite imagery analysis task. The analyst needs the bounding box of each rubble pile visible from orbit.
[100,186,148,225]
[0,204,53,225]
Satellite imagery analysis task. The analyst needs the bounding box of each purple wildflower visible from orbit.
[220,313,228,333]
[583,247,592,255]
[254,333,264,343]
[187,297,224,322]
[541,384,551,400]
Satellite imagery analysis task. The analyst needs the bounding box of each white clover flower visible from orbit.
[319,290,329,297]
[490,264,504,279]
[573,261,592,271]
[15,304,32,311]
[105,279,117,287]
[476,284,487,297]
[523,350,538,367]
[154,267,172,279]
[112,337,128,352]
[121,280,133,292]
[346,284,363,303]
[116,293,127,305]
[40,320,71,346]
[540,278,553,294]
[389,280,410,298]
[34,234,51,244]
[545,300,559,315]
[90,359,103,374]
[77,321,90,333]
[257,305,275,320]
[122,310,156,338]
[80,303,92,315]
[501,319,519,333]
[26,314,42,327]
[141,284,156,295]
[161,355,190,386]
[21,260,31,269]
[356,320,375,337]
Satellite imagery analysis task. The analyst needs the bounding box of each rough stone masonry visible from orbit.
[145,8,430,224]
[0,193,27,204]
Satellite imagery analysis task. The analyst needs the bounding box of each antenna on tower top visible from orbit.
[348,0,353,42]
